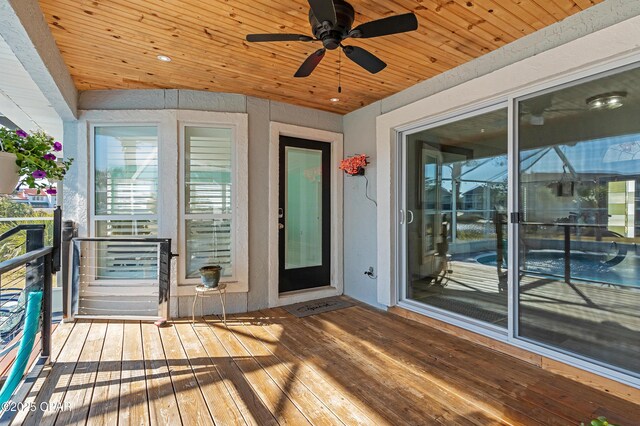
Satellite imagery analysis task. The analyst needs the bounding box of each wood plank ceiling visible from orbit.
[38,0,601,114]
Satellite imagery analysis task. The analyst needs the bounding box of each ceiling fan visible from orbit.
[245,0,419,77]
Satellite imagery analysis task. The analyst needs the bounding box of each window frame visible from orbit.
[178,113,249,293]
[89,122,163,237]
[85,110,249,296]
[88,122,163,287]
[179,121,237,283]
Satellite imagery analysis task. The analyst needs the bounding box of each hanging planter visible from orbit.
[0,128,73,195]
[339,154,369,176]
[0,151,20,194]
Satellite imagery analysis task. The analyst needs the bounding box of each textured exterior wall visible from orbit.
[342,0,640,309]
[66,89,342,317]
[342,101,384,309]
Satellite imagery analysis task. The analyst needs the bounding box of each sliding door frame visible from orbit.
[393,57,640,388]
[396,100,510,338]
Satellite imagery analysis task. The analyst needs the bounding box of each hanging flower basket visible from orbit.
[0,151,20,194]
[0,128,73,195]
[339,154,369,176]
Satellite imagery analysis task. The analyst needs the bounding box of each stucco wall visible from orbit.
[342,101,384,309]
[64,89,342,317]
[342,0,640,309]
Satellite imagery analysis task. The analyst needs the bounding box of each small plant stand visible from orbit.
[192,283,227,325]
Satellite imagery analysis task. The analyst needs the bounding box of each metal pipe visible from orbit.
[42,253,52,360]
[563,225,571,284]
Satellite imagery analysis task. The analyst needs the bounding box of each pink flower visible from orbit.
[43,153,57,161]
[53,141,63,151]
[32,170,46,179]
[16,129,28,138]
[339,154,369,175]
[45,187,57,195]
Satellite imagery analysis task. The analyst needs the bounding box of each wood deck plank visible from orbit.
[192,319,279,426]
[10,321,75,426]
[222,315,344,426]
[140,322,182,426]
[350,304,632,422]
[332,306,571,424]
[17,302,640,426]
[55,321,108,425]
[118,322,150,426]
[86,321,124,426]
[278,308,490,425]
[158,323,214,426]
[256,309,451,425]
[21,321,91,426]
[234,312,379,426]
[204,317,312,426]
[173,321,247,426]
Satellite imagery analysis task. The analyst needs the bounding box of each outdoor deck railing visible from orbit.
[69,237,172,321]
[0,207,60,425]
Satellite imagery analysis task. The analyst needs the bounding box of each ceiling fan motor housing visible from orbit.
[309,0,355,50]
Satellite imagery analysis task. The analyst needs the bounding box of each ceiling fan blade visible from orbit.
[246,34,314,42]
[351,13,418,39]
[343,45,386,74]
[294,48,326,77]
[308,0,337,24]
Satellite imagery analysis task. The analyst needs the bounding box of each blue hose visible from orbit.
[0,291,43,405]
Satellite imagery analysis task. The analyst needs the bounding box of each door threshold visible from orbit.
[275,285,340,307]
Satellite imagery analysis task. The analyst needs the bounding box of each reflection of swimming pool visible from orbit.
[476,251,640,287]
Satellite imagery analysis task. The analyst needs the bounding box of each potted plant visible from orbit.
[0,128,73,194]
[199,265,222,288]
[339,154,369,176]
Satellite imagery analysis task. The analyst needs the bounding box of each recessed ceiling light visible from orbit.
[586,91,626,110]
[330,97,340,102]
[156,55,172,62]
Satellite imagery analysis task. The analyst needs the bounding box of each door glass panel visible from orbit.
[405,108,509,328]
[285,147,323,269]
[518,66,640,375]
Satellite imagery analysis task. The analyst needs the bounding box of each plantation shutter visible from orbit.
[184,127,234,278]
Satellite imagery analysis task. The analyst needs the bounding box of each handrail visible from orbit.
[0,247,53,275]
[73,237,172,243]
[522,221,622,229]
[0,224,45,242]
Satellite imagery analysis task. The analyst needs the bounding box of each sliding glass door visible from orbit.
[517,65,640,376]
[400,63,640,380]
[402,106,509,329]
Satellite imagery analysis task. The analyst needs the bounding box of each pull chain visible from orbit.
[338,49,342,94]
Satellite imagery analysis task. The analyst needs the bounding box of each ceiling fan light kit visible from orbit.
[245,0,418,78]
[586,91,627,110]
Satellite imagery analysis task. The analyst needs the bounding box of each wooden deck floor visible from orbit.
[10,300,640,425]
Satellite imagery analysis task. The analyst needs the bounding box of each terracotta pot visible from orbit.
[0,152,20,194]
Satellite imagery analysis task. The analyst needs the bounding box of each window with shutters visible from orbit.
[182,126,235,280]
[93,125,159,279]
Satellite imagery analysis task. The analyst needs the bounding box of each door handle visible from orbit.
[399,209,405,225]
[407,210,414,224]
[278,223,284,230]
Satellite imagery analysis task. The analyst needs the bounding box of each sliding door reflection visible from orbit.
[405,108,509,328]
[518,66,640,375]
